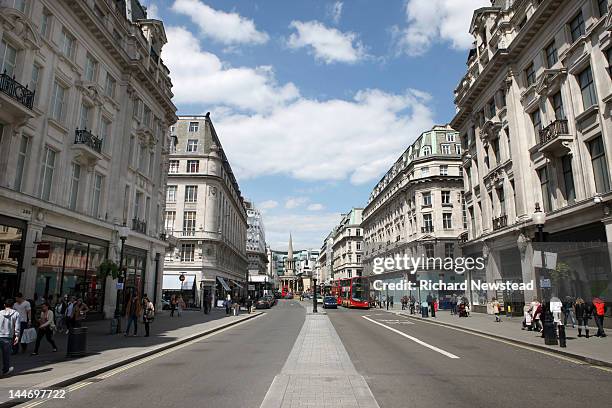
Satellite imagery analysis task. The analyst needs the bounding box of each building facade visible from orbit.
[331,209,364,280]
[244,199,269,297]
[162,114,248,308]
[271,236,320,293]
[362,125,465,304]
[317,229,335,285]
[0,0,176,317]
[453,0,612,313]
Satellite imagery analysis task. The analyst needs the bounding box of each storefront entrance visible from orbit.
[0,215,25,304]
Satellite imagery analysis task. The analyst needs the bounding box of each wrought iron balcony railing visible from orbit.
[74,129,103,153]
[0,71,35,110]
[132,218,147,234]
[538,119,569,146]
[492,214,508,231]
[421,226,434,233]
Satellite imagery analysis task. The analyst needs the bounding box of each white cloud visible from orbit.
[285,197,309,209]
[287,20,366,64]
[307,203,324,211]
[259,200,279,210]
[328,1,343,24]
[165,26,299,112]
[393,0,489,56]
[171,0,269,45]
[265,212,341,250]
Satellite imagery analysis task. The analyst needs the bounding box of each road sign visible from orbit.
[179,274,185,282]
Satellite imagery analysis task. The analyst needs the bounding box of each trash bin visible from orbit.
[66,327,88,357]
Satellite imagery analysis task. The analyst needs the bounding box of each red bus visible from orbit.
[330,279,342,305]
[339,277,370,308]
[281,286,290,297]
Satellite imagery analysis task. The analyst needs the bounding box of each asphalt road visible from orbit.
[327,307,612,408]
[21,300,305,408]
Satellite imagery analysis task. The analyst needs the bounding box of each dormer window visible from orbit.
[422,146,431,156]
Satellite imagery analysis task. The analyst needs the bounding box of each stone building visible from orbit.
[317,228,335,285]
[244,199,269,297]
[362,125,465,303]
[0,0,176,317]
[162,114,248,308]
[453,0,612,312]
[331,209,364,280]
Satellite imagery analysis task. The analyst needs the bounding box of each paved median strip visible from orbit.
[362,315,460,359]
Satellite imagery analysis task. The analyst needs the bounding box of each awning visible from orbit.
[217,276,231,291]
[231,280,244,289]
[163,274,195,291]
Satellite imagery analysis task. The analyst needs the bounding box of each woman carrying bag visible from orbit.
[142,296,155,337]
[31,303,58,355]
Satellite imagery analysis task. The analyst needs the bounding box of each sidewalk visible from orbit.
[0,309,261,406]
[378,305,612,367]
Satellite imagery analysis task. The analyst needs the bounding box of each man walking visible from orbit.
[451,294,458,316]
[12,293,30,354]
[1,299,20,376]
[593,298,607,337]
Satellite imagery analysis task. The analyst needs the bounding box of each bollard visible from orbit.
[66,327,88,357]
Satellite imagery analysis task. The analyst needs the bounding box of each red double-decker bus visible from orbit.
[330,280,342,305]
[281,286,290,297]
[339,276,370,308]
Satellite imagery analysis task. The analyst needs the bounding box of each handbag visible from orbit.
[21,327,37,344]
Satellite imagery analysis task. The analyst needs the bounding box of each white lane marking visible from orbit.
[362,315,460,359]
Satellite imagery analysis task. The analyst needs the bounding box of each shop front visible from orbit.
[0,215,26,304]
[162,274,197,307]
[35,227,107,317]
[120,246,147,313]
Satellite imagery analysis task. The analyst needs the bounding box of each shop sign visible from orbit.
[179,274,186,282]
[116,282,124,290]
[36,242,51,258]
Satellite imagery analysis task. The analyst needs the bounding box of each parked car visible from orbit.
[264,295,276,306]
[317,296,323,304]
[323,296,338,309]
[255,298,271,309]
[273,292,282,299]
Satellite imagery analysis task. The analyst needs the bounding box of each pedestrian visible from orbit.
[225,295,231,315]
[523,304,533,330]
[232,298,240,316]
[177,295,186,317]
[12,293,31,354]
[551,297,566,348]
[73,299,89,328]
[574,297,591,338]
[409,295,416,315]
[170,295,177,317]
[562,296,576,328]
[531,299,542,333]
[124,293,141,336]
[390,296,394,309]
[64,296,76,334]
[592,297,606,337]
[54,295,67,333]
[142,295,154,337]
[204,293,211,314]
[451,294,458,316]
[426,294,434,317]
[492,298,501,322]
[1,299,20,376]
[246,296,252,314]
[31,303,58,355]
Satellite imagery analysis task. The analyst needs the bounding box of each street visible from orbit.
[13,301,612,408]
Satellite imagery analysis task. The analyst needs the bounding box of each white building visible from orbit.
[244,200,269,297]
[317,228,335,284]
[0,0,176,317]
[332,209,364,280]
[162,114,248,308]
[453,0,612,312]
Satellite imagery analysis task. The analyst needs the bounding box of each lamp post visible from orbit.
[112,225,129,334]
[312,277,318,313]
[533,204,555,344]
[532,203,547,300]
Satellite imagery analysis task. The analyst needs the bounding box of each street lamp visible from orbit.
[533,204,556,344]
[533,203,547,300]
[112,225,129,334]
[312,276,318,313]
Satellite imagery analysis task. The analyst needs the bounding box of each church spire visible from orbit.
[288,232,293,259]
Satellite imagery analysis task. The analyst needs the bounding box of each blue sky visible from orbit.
[145,0,489,249]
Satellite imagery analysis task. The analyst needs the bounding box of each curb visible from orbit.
[379,309,612,369]
[0,312,263,407]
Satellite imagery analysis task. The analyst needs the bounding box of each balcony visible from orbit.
[132,218,147,234]
[74,128,102,152]
[536,119,572,157]
[180,230,196,237]
[459,231,469,244]
[0,71,35,110]
[492,215,508,231]
[421,226,434,233]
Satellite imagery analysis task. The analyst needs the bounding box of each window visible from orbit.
[444,243,454,258]
[138,144,147,173]
[50,80,67,122]
[30,64,41,104]
[134,192,143,220]
[531,110,541,139]
[441,190,451,205]
[356,241,362,250]
[60,28,76,60]
[561,155,575,204]
[424,243,434,258]
[166,185,177,203]
[455,144,462,155]
[497,188,506,216]
[492,137,501,165]
[187,160,199,173]
[545,41,558,68]
[169,160,179,173]
[39,146,56,201]
[588,136,611,193]
[180,244,195,262]
[188,122,199,132]
[487,98,496,118]
[441,144,451,154]
[132,98,141,119]
[569,12,585,43]
[462,194,468,229]
[14,135,28,191]
[184,185,198,203]
[607,48,612,78]
[104,73,116,98]
[164,211,176,232]
[422,192,432,206]
[85,53,97,82]
[187,139,198,152]
[446,133,455,142]
[552,92,565,120]
[9,0,26,12]
[183,211,196,234]
[0,40,17,77]
[148,151,154,176]
[538,166,552,212]
[69,163,81,210]
[578,66,597,109]
[442,213,452,229]
[91,173,103,218]
[143,105,151,127]
[525,62,536,86]
[599,0,609,17]
[421,167,429,176]
[422,146,431,156]
[40,10,51,38]
[99,117,111,149]
[440,165,448,176]
[79,103,91,130]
